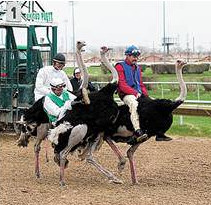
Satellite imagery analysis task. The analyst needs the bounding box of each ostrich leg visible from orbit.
[86,153,123,184]
[34,123,49,178]
[126,143,141,184]
[85,134,123,184]
[59,124,88,186]
[105,137,126,173]
[59,131,123,186]
[127,136,150,184]
[44,137,49,162]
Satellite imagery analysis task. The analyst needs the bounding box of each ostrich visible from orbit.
[100,50,187,184]
[16,41,90,178]
[49,45,122,186]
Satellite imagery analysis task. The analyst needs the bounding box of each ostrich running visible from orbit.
[16,41,90,178]
[100,49,187,184]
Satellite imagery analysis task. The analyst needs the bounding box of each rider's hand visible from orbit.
[136,93,141,98]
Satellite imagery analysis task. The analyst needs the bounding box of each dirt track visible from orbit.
[0,134,211,205]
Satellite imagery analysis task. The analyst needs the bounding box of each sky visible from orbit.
[2,1,211,52]
[40,0,211,52]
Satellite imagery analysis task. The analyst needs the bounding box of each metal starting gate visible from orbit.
[0,1,57,128]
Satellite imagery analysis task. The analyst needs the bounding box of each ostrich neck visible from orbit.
[175,65,187,101]
[75,49,89,89]
[100,52,119,83]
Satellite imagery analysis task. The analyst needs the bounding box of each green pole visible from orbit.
[27,26,33,83]
[52,26,57,60]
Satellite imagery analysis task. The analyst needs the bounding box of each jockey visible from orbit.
[43,78,76,125]
[34,53,73,101]
[115,45,148,142]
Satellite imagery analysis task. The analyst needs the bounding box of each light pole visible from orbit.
[70,1,75,67]
[163,1,166,64]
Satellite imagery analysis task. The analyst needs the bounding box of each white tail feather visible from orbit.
[47,122,73,145]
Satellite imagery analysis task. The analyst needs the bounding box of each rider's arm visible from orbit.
[139,66,148,96]
[35,69,51,96]
[61,71,73,92]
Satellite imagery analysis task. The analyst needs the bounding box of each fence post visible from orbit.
[161,84,164,98]
[179,115,184,125]
[197,84,200,100]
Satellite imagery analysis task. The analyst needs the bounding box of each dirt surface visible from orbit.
[0,134,211,205]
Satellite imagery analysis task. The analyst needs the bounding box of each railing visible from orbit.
[144,81,211,103]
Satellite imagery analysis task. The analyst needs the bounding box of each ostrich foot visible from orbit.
[118,158,127,173]
[35,170,40,178]
[132,181,139,185]
[60,180,66,187]
[109,177,123,184]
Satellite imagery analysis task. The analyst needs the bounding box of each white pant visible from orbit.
[123,95,140,131]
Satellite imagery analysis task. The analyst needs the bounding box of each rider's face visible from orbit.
[126,55,139,64]
[75,72,81,79]
[52,86,64,96]
[53,62,65,70]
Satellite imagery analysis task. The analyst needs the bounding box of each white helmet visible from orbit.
[74,68,81,74]
[50,78,65,87]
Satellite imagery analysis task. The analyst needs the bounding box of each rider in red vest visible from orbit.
[115,45,148,142]
[115,45,172,142]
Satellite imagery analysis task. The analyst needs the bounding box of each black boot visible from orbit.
[155,134,172,141]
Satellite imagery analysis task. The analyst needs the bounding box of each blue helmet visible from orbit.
[125,45,140,57]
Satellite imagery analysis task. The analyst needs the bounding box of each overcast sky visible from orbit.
[42,1,211,52]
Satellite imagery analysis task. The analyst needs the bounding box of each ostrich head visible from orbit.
[76,41,86,52]
[154,59,187,113]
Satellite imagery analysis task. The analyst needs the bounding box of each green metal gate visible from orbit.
[0,24,57,126]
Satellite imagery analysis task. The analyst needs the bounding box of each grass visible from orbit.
[147,87,211,101]
[167,116,211,138]
[65,65,211,81]
[143,67,211,81]
[64,66,105,77]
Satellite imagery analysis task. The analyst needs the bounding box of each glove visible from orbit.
[71,100,82,106]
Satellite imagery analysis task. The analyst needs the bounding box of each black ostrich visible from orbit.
[48,42,122,186]
[100,53,187,184]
